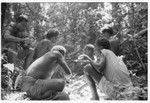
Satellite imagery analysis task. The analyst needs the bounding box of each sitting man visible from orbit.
[18,45,72,100]
[80,38,133,99]
[78,44,99,100]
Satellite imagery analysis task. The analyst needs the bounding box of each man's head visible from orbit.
[96,38,111,51]
[84,44,94,56]
[16,15,28,23]
[101,26,113,39]
[51,45,67,56]
[46,30,59,42]
[16,15,28,30]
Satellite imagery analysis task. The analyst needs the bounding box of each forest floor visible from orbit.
[1,75,107,100]
[1,64,148,101]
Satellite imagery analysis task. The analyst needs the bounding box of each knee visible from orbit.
[58,79,65,91]
[84,64,93,74]
[59,92,70,100]
[53,92,70,100]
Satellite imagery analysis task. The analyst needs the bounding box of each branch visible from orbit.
[120,28,147,45]
[134,28,147,38]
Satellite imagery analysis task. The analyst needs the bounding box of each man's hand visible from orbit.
[78,54,90,60]
[64,74,72,84]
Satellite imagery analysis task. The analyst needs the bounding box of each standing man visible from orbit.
[2,14,31,64]
[2,14,33,89]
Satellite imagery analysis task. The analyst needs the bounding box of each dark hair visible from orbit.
[46,30,59,39]
[16,15,28,23]
[96,38,111,49]
[102,27,113,35]
[84,44,94,52]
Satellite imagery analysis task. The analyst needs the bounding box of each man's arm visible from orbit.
[4,26,30,43]
[84,54,106,73]
[86,75,99,100]
[4,30,25,42]
[56,52,72,75]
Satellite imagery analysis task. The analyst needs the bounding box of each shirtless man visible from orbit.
[79,44,99,100]
[2,14,33,89]
[15,30,59,90]
[20,45,72,100]
[32,29,59,61]
[101,26,121,56]
[2,14,31,64]
[80,38,132,99]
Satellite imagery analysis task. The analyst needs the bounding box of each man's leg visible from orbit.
[84,64,103,100]
[23,49,34,70]
[52,91,70,100]
[27,78,67,100]
[84,64,103,83]
[85,74,99,100]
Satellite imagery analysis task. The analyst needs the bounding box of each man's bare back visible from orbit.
[19,45,71,100]
[27,50,71,80]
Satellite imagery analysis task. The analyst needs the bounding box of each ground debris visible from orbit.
[1,75,147,100]
[2,91,30,100]
[2,75,107,100]
[64,75,107,100]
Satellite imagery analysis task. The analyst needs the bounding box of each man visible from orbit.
[17,38,35,70]
[15,30,59,90]
[80,38,132,99]
[2,14,31,65]
[101,26,121,56]
[78,44,99,100]
[32,29,59,61]
[2,15,33,89]
[19,45,72,100]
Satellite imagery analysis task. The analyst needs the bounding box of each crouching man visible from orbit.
[20,45,72,100]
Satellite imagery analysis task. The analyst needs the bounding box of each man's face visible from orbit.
[103,32,111,39]
[17,21,28,31]
[51,36,57,43]
[84,48,93,56]
[96,45,102,52]
[22,21,28,27]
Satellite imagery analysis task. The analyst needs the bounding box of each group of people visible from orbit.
[2,14,133,100]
